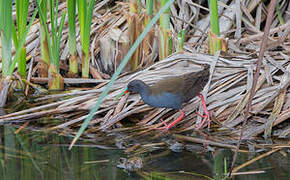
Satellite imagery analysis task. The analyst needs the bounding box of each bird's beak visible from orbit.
[114,88,129,100]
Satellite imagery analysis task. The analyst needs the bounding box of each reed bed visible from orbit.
[0,0,289,160]
[0,52,289,140]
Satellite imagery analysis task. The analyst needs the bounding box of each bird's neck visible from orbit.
[138,83,151,100]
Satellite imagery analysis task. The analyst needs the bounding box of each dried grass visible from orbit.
[0,0,290,153]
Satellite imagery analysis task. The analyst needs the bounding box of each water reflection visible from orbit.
[0,126,130,180]
[0,125,289,180]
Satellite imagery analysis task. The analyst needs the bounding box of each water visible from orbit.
[1,93,289,179]
[0,125,289,180]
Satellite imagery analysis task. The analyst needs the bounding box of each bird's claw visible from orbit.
[154,110,185,131]
[195,94,211,130]
[153,119,170,130]
[154,126,170,130]
[195,111,210,130]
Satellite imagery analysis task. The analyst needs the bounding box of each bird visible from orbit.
[124,65,210,130]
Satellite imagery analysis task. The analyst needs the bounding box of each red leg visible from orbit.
[154,110,185,130]
[195,112,204,118]
[195,93,210,130]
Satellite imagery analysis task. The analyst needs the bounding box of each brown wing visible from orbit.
[149,65,210,101]
[150,75,185,96]
[182,66,210,102]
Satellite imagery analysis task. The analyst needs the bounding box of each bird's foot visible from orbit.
[153,119,170,130]
[154,124,170,130]
[195,111,210,130]
[195,94,211,130]
[154,110,185,131]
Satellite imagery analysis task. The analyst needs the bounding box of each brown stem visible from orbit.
[229,0,277,177]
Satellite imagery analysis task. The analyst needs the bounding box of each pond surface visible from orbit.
[0,125,289,180]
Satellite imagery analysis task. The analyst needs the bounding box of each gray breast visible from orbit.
[141,92,183,109]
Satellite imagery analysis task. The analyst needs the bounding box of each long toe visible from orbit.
[154,126,170,130]
[195,112,206,118]
[154,110,185,130]
[153,119,170,130]
[196,94,211,130]
[195,115,210,130]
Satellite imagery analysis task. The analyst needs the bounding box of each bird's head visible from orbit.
[125,79,145,94]
[114,80,147,100]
